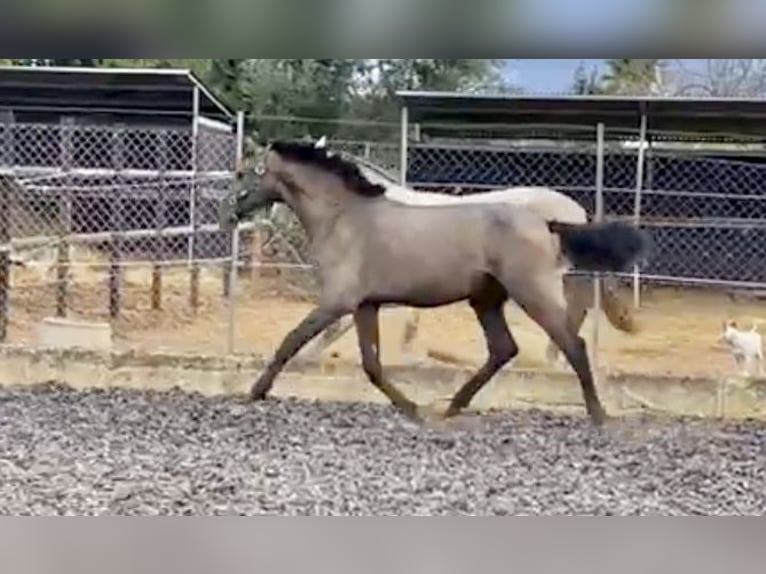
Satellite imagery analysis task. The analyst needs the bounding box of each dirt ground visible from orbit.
[6,246,765,380]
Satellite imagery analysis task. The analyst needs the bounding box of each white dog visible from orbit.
[720,320,763,377]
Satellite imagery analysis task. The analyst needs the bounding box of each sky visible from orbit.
[499,0,766,93]
[507,60,709,94]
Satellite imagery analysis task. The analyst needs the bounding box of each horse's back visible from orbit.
[478,187,587,224]
[376,178,587,225]
[367,200,555,266]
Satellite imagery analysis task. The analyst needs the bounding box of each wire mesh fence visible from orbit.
[0,117,241,353]
[397,120,766,379]
[2,112,766,382]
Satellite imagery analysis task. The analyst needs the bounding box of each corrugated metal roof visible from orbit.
[396,90,766,137]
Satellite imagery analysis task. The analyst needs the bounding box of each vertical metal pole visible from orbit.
[189,87,201,309]
[227,111,245,355]
[56,118,75,319]
[0,112,12,343]
[152,131,168,311]
[399,105,409,186]
[108,125,125,319]
[632,113,648,310]
[592,123,605,384]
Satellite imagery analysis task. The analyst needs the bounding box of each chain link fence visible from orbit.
[176,116,766,378]
[405,125,766,287]
[398,121,766,378]
[2,111,766,381]
[0,117,242,354]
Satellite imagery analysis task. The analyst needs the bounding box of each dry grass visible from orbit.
[6,243,763,379]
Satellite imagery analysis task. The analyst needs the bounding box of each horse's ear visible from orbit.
[243,136,258,156]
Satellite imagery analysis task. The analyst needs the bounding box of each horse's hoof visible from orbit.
[589,408,609,427]
[249,388,270,402]
[417,401,449,423]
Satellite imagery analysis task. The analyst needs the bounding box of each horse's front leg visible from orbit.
[355,304,420,420]
[250,306,349,401]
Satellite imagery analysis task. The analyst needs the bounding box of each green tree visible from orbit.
[207,59,248,108]
[349,59,507,125]
[99,59,212,77]
[600,59,663,95]
[229,60,363,140]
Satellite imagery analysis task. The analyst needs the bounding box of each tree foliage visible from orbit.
[570,59,664,96]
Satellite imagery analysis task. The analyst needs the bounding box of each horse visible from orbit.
[294,153,639,368]
[219,140,650,426]
[231,141,639,368]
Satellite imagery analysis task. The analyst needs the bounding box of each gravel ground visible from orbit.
[0,383,764,516]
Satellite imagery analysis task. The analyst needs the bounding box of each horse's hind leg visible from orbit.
[250,306,348,401]
[546,303,588,370]
[546,275,588,368]
[354,304,420,420]
[400,308,421,362]
[444,284,518,419]
[506,274,607,426]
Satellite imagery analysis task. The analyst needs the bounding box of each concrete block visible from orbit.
[36,317,113,351]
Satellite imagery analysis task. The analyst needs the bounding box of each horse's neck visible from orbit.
[284,169,356,244]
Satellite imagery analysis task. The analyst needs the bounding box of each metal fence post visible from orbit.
[592,123,605,383]
[632,112,648,309]
[108,125,125,319]
[152,130,169,311]
[399,105,409,186]
[227,111,246,355]
[0,111,12,342]
[189,86,201,311]
[56,118,75,318]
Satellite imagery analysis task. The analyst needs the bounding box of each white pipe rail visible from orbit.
[0,220,258,254]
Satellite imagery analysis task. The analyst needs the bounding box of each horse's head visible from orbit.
[219,135,386,234]
[218,137,285,232]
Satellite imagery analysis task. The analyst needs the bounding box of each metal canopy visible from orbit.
[0,65,234,122]
[396,90,766,137]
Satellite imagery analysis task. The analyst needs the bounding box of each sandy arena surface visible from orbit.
[7,258,764,379]
[0,383,764,516]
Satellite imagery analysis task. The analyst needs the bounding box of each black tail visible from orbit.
[548,220,651,272]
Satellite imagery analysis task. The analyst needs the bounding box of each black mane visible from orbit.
[269,140,387,197]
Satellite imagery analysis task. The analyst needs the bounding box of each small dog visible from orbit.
[720,320,763,377]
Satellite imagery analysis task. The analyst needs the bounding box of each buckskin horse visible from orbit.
[292,150,640,368]
[219,140,650,426]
